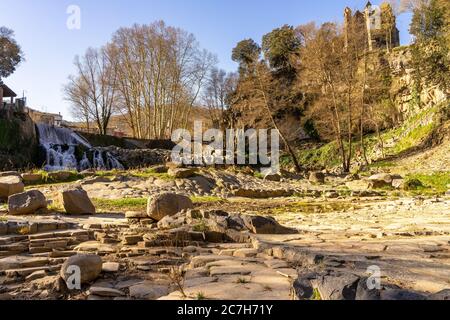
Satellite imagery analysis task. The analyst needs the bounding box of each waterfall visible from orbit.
[37,124,124,172]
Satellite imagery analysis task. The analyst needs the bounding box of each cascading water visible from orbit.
[37,124,124,172]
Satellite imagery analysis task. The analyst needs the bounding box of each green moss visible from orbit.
[192,220,210,232]
[130,169,173,180]
[0,119,21,150]
[403,178,424,191]
[390,123,435,154]
[190,196,225,204]
[24,170,83,187]
[405,172,450,194]
[282,141,342,170]
[92,198,147,212]
[253,172,264,179]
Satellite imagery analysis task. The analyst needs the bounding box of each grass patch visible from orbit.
[196,292,206,300]
[253,172,264,179]
[0,216,7,222]
[310,288,322,301]
[237,277,250,284]
[190,196,225,204]
[192,220,210,232]
[24,170,84,187]
[390,123,435,154]
[282,141,341,170]
[88,169,174,181]
[131,171,173,180]
[48,202,65,213]
[404,172,450,195]
[92,198,147,212]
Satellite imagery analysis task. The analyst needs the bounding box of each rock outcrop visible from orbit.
[147,193,193,221]
[8,190,47,215]
[60,187,96,215]
[0,175,25,200]
[60,254,103,285]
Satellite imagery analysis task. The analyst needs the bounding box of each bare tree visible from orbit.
[66,47,118,135]
[202,68,238,129]
[63,75,91,131]
[108,21,216,139]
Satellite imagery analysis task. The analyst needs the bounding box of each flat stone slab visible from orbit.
[89,286,125,297]
[189,255,236,268]
[0,256,49,271]
[209,266,253,276]
[129,282,170,300]
[102,262,120,273]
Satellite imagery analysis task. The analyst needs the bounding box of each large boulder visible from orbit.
[60,187,96,215]
[0,171,22,178]
[48,171,73,182]
[147,193,193,221]
[168,168,198,179]
[264,172,281,182]
[60,254,103,285]
[8,190,47,215]
[312,273,360,300]
[380,289,427,300]
[368,173,393,189]
[242,215,298,235]
[0,176,24,200]
[21,173,43,184]
[428,289,450,300]
[309,172,325,184]
[345,180,371,190]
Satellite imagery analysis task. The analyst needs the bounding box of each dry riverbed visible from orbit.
[0,167,449,300]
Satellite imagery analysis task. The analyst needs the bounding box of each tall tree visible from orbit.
[299,21,369,172]
[202,68,237,129]
[230,33,303,173]
[66,47,118,135]
[0,27,23,82]
[232,39,261,76]
[63,75,91,131]
[262,25,301,79]
[410,0,449,92]
[108,21,216,139]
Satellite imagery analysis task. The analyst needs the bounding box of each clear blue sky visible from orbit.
[0,0,413,120]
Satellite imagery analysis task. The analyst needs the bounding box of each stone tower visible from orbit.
[345,1,400,51]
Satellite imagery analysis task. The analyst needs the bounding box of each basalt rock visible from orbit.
[368,173,394,189]
[168,168,198,179]
[60,254,103,285]
[309,172,325,184]
[60,187,96,215]
[0,176,24,200]
[8,190,47,215]
[147,193,193,221]
[242,215,298,235]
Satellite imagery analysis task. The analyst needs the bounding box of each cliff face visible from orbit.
[388,47,448,121]
[0,108,39,170]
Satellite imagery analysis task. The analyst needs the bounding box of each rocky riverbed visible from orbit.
[0,166,449,300]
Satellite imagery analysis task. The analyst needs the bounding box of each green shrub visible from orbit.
[403,178,424,191]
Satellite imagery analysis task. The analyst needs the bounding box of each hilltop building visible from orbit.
[26,107,63,127]
[344,1,400,51]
